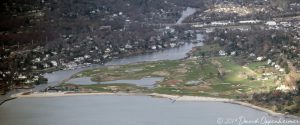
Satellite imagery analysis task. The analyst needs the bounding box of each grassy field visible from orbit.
[69,54,280,99]
[82,83,150,93]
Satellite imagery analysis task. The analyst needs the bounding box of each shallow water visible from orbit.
[105,42,203,66]
[0,95,298,125]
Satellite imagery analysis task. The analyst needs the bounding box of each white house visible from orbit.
[279,68,285,72]
[274,65,280,70]
[219,50,226,56]
[280,22,291,27]
[151,45,157,50]
[271,62,275,66]
[230,51,236,56]
[18,74,27,79]
[84,55,91,59]
[50,61,58,67]
[125,44,133,49]
[33,76,39,81]
[249,53,256,57]
[276,85,294,92]
[170,43,176,48]
[93,59,101,63]
[31,66,38,69]
[211,21,231,26]
[267,59,272,65]
[239,20,261,24]
[266,21,276,26]
[105,48,111,53]
[257,56,264,61]
[43,63,49,68]
[103,54,109,59]
[33,58,41,63]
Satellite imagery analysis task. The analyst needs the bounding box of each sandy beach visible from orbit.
[12,92,124,98]
[149,94,282,115]
[11,92,300,120]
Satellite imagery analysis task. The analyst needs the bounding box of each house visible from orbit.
[31,66,37,69]
[274,65,280,70]
[211,21,231,26]
[165,26,175,33]
[279,68,285,72]
[18,74,27,79]
[205,28,214,33]
[125,44,133,49]
[24,79,34,84]
[99,26,111,31]
[279,22,291,27]
[266,21,276,26]
[51,51,57,55]
[43,63,49,68]
[86,36,93,41]
[163,43,169,48]
[33,58,41,63]
[271,62,275,66]
[230,51,236,56]
[84,55,91,59]
[249,53,256,57]
[263,73,272,76]
[43,54,50,61]
[74,57,84,62]
[219,50,226,56]
[103,54,109,59]
[239,20,261,24]
[93,59,101,63]
[170,43,176,48]
[63,61,78,69]
[33,76,39,81]
[119,47,125,52]
[267,59,272,65]
[276,85,293,92]
[151,45,157,50]
[157,45,162,49]
[105,48,111,53]
[50,61,58,67]
[257,56,264,61]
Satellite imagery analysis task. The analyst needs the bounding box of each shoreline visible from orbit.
[12,92,300,120]
[148,93,298,119]
[0,97,17,106]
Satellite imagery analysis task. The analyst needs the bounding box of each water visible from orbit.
[39,42,202,88]
[105,42,203,66]
[35,65,101,91]
[0,95,298,125]
[67,77,164,88]
[176,7,196,24]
